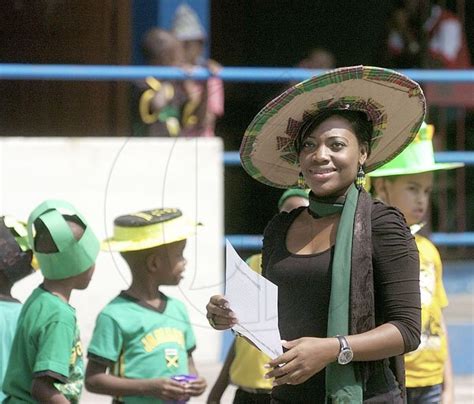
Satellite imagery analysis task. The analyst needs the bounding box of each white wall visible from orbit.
[2,137,224,365]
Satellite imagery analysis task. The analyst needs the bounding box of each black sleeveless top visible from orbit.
[262,201,421,402]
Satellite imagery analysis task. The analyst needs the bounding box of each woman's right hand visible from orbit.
[205,295,238,330]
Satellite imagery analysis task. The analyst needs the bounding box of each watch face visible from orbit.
[338,348,353,365]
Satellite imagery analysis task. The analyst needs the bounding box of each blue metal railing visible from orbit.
[224,151,474,166]
[227,233,474,248]
[1,64,474,83]
[1,63,473,248]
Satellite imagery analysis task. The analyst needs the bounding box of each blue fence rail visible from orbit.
[1,64,474,83]
[1,64,473,248]
[224,151,474,166]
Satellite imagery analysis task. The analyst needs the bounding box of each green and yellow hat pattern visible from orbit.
[368,122,464,177]
[102,208,199,252]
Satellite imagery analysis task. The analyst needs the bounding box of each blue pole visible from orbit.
[1,64,473,83]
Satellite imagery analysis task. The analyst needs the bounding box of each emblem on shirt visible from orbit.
[165,348,179,368]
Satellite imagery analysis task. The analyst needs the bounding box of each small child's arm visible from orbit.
[206,340,235,404]
[85,359,188,401]
[186,354,207,397]
[441,316,454,404]
[31,376,70,404]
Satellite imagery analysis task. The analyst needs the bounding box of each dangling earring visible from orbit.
[298,172,306,189]
[356,165,366,190]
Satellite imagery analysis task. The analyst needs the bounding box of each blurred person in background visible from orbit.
[172,3,224,137]
[384,0,471,68]
[133,28,188,137]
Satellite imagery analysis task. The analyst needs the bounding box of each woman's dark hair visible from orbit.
[295,109,373,156]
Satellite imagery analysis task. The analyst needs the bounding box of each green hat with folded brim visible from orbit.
[27,200,100,280]
[368,122,464,177]
[240,65,426,188]
[102,208,200,252]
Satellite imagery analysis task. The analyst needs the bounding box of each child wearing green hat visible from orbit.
[0,216,37,402]
[85,208,206,403]
[208,189,309,404]
[2,200,100,403]
[369,123,462,404]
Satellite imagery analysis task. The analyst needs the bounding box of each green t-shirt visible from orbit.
[0,298,23,402]
[88,291,196,404]
[2,286,83,404]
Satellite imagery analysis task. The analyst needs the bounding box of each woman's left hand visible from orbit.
[265,337,339,386]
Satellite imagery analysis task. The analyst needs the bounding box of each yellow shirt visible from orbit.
[229,254,273,390]
[405,235,449,387]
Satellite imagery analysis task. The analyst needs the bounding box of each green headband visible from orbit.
[277,188,310,210]
[27,200,99,280]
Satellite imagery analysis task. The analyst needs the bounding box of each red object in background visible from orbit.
[425,83,474,108]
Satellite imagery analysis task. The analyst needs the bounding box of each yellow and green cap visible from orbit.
[368,122,464,177]
[102,208,200,252]
[0,216,38,284]
[27,200,99,280]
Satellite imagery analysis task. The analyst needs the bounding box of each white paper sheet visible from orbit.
[225,240,283,359]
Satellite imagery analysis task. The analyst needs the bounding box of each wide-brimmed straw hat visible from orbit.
[240,65,426,188]
[368,122,464,177]
[102,208,199,252]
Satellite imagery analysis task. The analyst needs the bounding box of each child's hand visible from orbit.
[151,378,189,401]
[186,376,207,396]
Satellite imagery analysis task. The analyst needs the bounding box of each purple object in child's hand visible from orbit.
[171,374,198,383]
[166,375,198,404]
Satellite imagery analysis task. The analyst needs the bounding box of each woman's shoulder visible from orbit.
[263,206,304,237]
[370,199,413,242]
[371,199,408,227]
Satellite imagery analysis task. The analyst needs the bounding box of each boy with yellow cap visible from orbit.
[2,200,100,403]
[369,123,462,404]
[85,208,206,403]
[0,216,37,402]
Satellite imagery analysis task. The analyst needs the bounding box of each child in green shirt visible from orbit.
[85,208,206,403]
[0,216,37,402]
[2,200,100,404]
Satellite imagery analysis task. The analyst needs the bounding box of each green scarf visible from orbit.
[309,184,363,403]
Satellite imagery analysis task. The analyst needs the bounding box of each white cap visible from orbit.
[172,4,206,41]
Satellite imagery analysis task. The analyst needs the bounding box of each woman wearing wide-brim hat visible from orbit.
[207,65,425,403]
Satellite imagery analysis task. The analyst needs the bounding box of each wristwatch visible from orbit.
[336,335,353,365]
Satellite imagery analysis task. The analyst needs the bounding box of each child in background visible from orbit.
[172,3,224,137]
[2,200,99,403]
[135,28,188,137]
[0,216,37,402]
[85,208,206,403]
[207,189,309,404]
[369,123,461,404]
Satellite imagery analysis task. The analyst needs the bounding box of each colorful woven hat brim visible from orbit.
[102,216,200,252]
[240,65,426,188]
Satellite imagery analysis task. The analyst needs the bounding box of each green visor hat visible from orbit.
[0,216,37,284]
[368,122,464,177]
[27,200,100,280]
